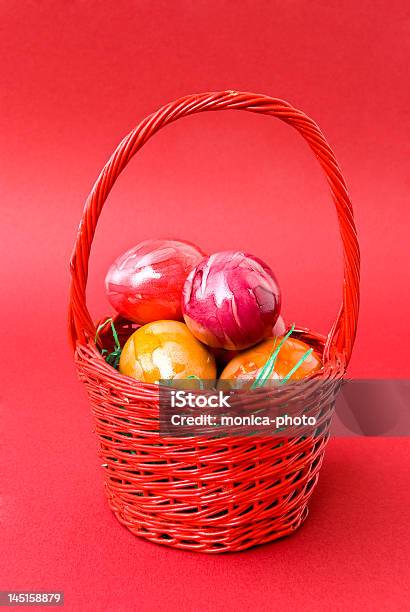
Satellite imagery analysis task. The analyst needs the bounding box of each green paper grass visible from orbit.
[251,324,314,389]
[95,318,122,369]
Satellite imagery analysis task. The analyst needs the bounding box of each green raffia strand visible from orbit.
[279,348,313,385]
[95,318,122,369]
[187,375,205,390]
[251,324,296,390]
[95,318,112,344]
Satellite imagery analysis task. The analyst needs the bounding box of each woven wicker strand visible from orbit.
[68,91,360,552]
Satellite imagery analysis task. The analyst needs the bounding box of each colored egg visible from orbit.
[106,239,205,324]
[119,320,216,384]
[182,251,281,350]
[218,336,322,388]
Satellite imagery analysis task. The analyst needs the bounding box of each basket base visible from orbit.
[105,485,310,553]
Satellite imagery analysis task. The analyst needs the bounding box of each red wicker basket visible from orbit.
[68,91,360,553]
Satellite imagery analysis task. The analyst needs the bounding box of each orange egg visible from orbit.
[119,320,216,384]
[219,336,322,388]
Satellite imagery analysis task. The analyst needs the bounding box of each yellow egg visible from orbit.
[119,320,216,384]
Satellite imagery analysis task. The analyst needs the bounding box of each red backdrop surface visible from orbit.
[1,1,409,610]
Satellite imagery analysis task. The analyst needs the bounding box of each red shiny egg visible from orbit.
[182,251,281,350]
[106,239,205,324]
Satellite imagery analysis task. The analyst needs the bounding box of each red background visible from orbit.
[1,1,409,610]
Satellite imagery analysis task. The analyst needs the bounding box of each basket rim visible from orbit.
[75,321,346,401]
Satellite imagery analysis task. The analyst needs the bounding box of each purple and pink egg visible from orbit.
[182,251,281,350]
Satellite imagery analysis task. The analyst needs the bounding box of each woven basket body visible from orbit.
[69,91,360,553]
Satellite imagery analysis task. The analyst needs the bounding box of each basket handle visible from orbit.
[68,90,360,365]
